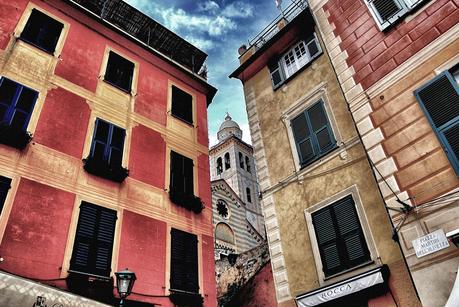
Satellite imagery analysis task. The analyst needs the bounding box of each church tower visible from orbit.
[210,114,265,258]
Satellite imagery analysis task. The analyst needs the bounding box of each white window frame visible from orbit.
[366,0,426,30]
[281,34,322,79]
[304,185,380,285]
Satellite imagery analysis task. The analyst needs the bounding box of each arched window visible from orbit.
[224,153,231,170]
[215,223,235,246]
[245,156,251,173]
[246,187,252,203]
[216,157,223,175]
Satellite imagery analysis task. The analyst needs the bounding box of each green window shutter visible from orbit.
[292,112,315,165]
[70,202,117,277]
[312,195,370,277]
[170,228,199,293]
[307,101,335,154]
[415,71,459,175]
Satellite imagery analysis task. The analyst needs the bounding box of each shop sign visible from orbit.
[296,270,384,306]
[412,229,450,258]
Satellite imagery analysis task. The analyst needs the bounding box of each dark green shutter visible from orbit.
[312,195,370,276]
[415,71,459,174]
[308,102,335,154]
[170,228,199,293]
[0,176,11,215]
[70,202,117,277]
[292,113,315,164]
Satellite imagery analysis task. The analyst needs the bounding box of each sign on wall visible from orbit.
[412,229,450,258]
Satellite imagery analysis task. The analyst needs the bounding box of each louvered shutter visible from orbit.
[312,195,370,276]
[70,202,117,277]
[171,228,199,293]
[268,60,284,89]
[0,176,11,215]
[292,112,315,165]
[333,196,370,267]
[367,0,407,30]
[312,207,342,276]
[308,101,335,154]
[415,71,459,174]
[171,86,193,124]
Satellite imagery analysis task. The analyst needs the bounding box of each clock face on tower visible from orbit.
[217,200,229,219]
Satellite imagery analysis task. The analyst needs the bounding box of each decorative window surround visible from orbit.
[304,185,380,285]
[281,82,343,172]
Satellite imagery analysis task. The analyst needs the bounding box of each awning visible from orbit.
[296,265,389,307]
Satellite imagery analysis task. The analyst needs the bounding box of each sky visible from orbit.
[124,0,289,146]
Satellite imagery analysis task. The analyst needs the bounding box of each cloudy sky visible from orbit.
[125,0,289,145]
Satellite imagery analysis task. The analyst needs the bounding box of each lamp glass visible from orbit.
[115,269,136,299]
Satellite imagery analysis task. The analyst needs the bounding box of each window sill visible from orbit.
[323,260,375,282]
[83,157,129,183]
[171,114,194,127]
[169,289,203,307]
[0,124,32,150]
[67,269,112,281]
[102,79,132,94]
[17,37,56,55]
[299,144,339,171]
[169,191,204,213]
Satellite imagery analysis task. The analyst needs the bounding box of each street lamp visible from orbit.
[115,268,136,307]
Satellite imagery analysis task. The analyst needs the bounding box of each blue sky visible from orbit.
[125,0,287,145]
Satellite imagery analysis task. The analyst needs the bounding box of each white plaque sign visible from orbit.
[412,229,450,258]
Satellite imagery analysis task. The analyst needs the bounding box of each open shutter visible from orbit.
[268,60,284,89]
[292,113,315,165]
[0,176,11,215]
[171,228,199,293]
[333,196,370,267]
[308,101,335,154]
[70,202,116,277]
[312,207,342,276]
[306,36,320,58]
[183,155,194,196]
[367,0,407,30]
[415,72,459,174]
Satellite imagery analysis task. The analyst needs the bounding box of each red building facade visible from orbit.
[0,0,217,306]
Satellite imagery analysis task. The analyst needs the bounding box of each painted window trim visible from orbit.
[365,0,430,31]
[304,185,379,285]
[269,33,322,90]
[414,70,459,175]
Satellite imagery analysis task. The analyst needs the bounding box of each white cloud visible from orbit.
[198,1,220,13]
[185,36,214,51]
[222,2,254,18]
[239,123,252,145]
[209,133,218,147]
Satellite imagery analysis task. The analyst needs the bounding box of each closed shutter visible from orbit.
[312,195,370,277]
[0,176,11,215]
[91,119,125,167]
[308,101,335,154]
[268,60,284,89]
[108,126,125,168]
[171,86,193,124]
[415,71,459,174]
[70,202,117,277]
[292,112,315,165]
[170,228,199,293]
[91,119,110,162]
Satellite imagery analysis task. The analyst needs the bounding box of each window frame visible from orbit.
[414,69,459,175]
[269,33,322,90]
[304,185,378,285]
[18,8,64,55]
[89,118,126,168]
[103,51,135,93]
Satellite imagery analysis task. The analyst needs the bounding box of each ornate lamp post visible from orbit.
[115,269,136,307]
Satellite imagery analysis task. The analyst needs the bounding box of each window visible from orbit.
[170,151,194,197]
[246,187,252,203]
[104,51,134,92]
[414,67,459,175]
[224,152,231,170]
[366,0,426,30]
[216,157,223,175]
[171,85,193,124]
[170,228,199,293]
[239,152,245,169]
[291,100,336,167]
[20,9,63,53]
[216,200,229,219]
[268,35,321,89]
[0,77,38,149]
[69,202,117,277]
[245,156,251,173]
[83,118,128,182]
[312,195,371,277]
[0,176,11,216]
